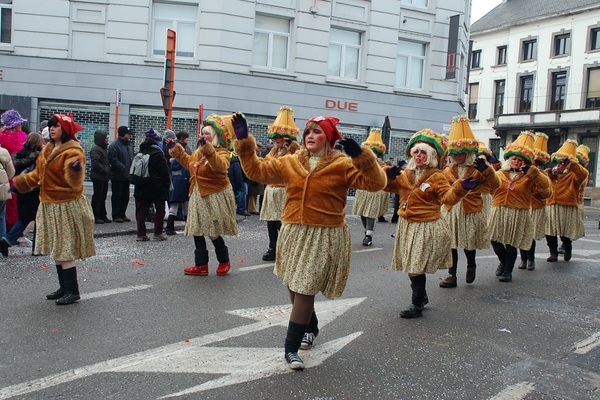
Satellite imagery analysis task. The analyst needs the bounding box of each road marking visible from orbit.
[237,263,275,272]
[83,285,153,300]
[478,255,600,263]
[353,247,383,253]
[0,297,366,399]
[574,331,600,354]
[489,382,535,400]
[578,238,600,244]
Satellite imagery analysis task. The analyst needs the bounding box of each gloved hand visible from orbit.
[473,157,487,172]
[386,166,401,180]
[9,184,18,194]
[285,137,293,147]
[460,176,480,190]
[166,138,176,149]
[70,159,82,172]
[521,164,531,174]
[488,154,499,164]
[198,136,206,147]
[339,137,363,158]
[562,157,571,166]
[235,190,243,199]
[232,112,248,140]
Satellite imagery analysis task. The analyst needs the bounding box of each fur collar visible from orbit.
[295,149,346,174]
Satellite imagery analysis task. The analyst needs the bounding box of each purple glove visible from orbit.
[521,164,531,174]
[339,137,363,158]
[166,138,176,149]
[70,159,82,172]
[473,157,487,172]
[232,112,248,140]
[562,157,571,166]
[198,136,206,147]
[461,176,479,190]
[285,137,293,147]
[386,166,401,180]
[10,184,18,194]
[488,154,499,164]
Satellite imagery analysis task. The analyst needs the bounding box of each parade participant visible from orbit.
[517,132,551,270]
[439,116,500,288]
[12,114,95,304]
[0,109,27,232]
[386,129,479,318]
[0,143,15,240]
[165,133,191,235]
[352,127,390,246]
[259,106,300,261]
[108,126,134,223]
[0,133,42,257]
[545,139,589,262]
[90,129,112,224]
[489,132,551,282]
[576,144,591,218]
[247,141,265,215]
[133,128,171,241]
[166,114,237,276]
[233,112,386,370]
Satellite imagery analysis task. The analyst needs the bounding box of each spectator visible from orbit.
[108,126,134,223]
[90,129,111,224]
[0,143,15,240]
[247,141,265,215]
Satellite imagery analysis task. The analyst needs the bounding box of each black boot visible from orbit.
[263,221,279,261]
[546,235,558,262]
[56,267,80,305]
[165,215,177,235]
[499,246,517,282]
[491,241,506,276]
[401,275,425,318]
[212,236,231,275]
[518,249,528,269]
[561,236,572,261]
[465,249,477,284]
[440,249,458,288]
[46,265,65,300]
[528,240,536,270]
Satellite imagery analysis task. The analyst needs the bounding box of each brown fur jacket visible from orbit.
[14,140,85,203]
[491,166,552,210]
[169,142,230,197]
[442,163,501,213]
[546,162,589,207]
[234,135,386,227]
[263,141,300,188]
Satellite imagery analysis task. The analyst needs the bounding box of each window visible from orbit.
[468,84,479,120]
[550,71,567,111]
[396,40,425,89]
[471,50,481,69]
[252,15,290,70]
[153,3,197,58]
[585,68,600,108]
[0,0,11,44]
[497,46,507,65]
[401,0,428,6]
[494,80,505,116]
[519,75,534,113]
[553,33,570,56]
[581,137,597,187]
[521,39,536,61]
[591,28,600,51]
[328,28,361,80]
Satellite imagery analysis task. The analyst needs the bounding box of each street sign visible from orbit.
[116,89,122,107]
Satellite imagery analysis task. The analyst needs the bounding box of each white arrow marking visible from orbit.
[84,285,153,300]
[489,382,535,400]
[574,331,600,354]
[353,247,383,253]
[0,297,366,399]
[237,263,275,272]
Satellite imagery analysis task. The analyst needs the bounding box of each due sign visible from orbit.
[325,100,358,112]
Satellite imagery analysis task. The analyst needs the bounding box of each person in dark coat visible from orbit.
[228,152,244,204]
[166,157,190,235]
[108,126,134,222]
[0,132,43,257]
[390,160,407,223]
[90,129,111,224]
[133,129,171,241]
[247,141,265,214]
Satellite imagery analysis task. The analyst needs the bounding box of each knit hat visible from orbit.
[406,128,446,169]
[52,113,84,141]
[447,115,478,155]
[41,127,50,141]
[164,129,176,139]
[268,106,300,141]
[306,116,342,148]
[532,132,550,165]
[504,131,535,165]
[202,114,234,149]
[118,126,133,137]
[551,139,578,164]
[362,127,386,156]
[144,128,161,141]
[1,109,27,129]
[477,142,492,158]
[576,144,590,167]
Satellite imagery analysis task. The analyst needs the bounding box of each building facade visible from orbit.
[1,0,471,174]
[468,0,600,203]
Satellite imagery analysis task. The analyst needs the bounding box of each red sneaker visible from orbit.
[216,261,231,276]
[184,265,208,276]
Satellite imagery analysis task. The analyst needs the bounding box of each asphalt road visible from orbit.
[1,201,599,400]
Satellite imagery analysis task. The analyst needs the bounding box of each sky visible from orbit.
[471,0,502,23]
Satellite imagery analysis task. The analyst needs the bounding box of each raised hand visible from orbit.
[460,176,479,190]
[386,166,401,180]
[488,154,499,164]
[70,158,82,172]
[473,157,487,172]
[198,136,206,147]
[285,137,293,147]
[339,137,363,158]
[9,184,18,194]
[232,112,248,140]
[166,138,176,149]
[562,157,571,166]
[521,164,531,174]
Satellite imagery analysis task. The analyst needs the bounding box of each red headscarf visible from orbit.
[306,116,342,148]
[52,113,84,141]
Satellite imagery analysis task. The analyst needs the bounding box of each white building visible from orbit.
[0,0,472,169]
[468,0,600,202]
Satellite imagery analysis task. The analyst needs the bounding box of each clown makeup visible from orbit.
[273,135,286,149]
[304,126,327,155]
[454,153,467,165]
[509,155,525,170]
[411,144,430,169]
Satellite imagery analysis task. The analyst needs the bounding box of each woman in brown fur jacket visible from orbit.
[233,112,386,371]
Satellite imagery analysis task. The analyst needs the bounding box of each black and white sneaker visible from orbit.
[285,352,305,370]
[362,235,373,246]
[300,332,316,350]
